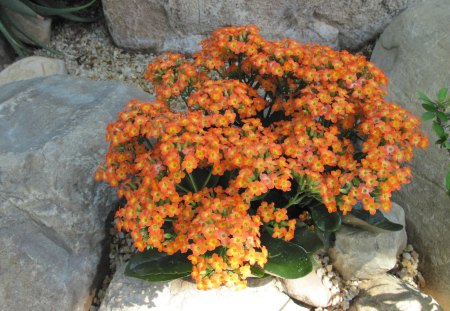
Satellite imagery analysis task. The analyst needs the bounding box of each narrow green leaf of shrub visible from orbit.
[342,202,403,232]
[422,103,437,112]
[309,202,341,232]
[436,111,449,123]
[432,122,445,137]
[422,111,436,120]
[437,88,448,103]
[261,233,312,279]
[291,225,324,253]
[417,91,435,105]
[0,0,42,18]
[125,249,191,282]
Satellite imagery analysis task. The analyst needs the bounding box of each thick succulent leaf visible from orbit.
[309,202,341,232]
[0,0,41,18]
[342,202,403,233]
[261,233,312,279]
[250,265,269,278]
[125,249,191,282]
[21,0,96,16]
[291,225,324,253]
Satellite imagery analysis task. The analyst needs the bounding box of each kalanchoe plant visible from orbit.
[419,87,450,194]
[0,0,97,56]
[96,26,428,290]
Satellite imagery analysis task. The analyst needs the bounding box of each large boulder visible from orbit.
[279,270,333,307]
[350,274,442,311]
[0,76,153,311]
[370,0,450,307]
[0,56,67,87]
[329,203,407,280]
[102,0,413,53]
[99,265,309,311]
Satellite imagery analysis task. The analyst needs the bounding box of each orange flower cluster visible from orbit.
[97,26,427,289]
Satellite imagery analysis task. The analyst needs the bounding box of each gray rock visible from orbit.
[0,76,153,311]
[0,34,14,71]
[0,56,66,86]
[100,265,308,311]
[349,274,442,311]
[370,0,450,308]
[101,0,413,52]
[279,270,332,307]
[329,203,407,280]
[5,8,52,45]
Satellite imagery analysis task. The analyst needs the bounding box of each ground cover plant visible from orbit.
[96,26,428,290]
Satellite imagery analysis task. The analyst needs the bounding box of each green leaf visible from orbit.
[437,88,448,103]
[250,265,268,278]
[422,111,436,120]
[342,202,403,232]
[422,103,437,112]
[0,0,42,18]
[432,122,446,138]
[291,225,324,253]
[309,202,341,232]
[125,249,191,282]
[261,233,312,279]
[417,91,435,105]
[436,111,449,123]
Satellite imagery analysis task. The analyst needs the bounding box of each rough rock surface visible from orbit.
[0,34,14,71]
[0,76,153,311]
[0,56,67,86]
[349,274,442,311]
[279,270,333,307]
[329,203,407,280]
[370,0,450,307]
[99,265,308,311]
[102,0,414,52]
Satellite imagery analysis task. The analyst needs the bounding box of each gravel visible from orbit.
[33,19,155,93]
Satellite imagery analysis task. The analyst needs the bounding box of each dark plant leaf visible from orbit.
[0,0,41,18]
[309,202,341,232]
[261,233,312,279]
[21,0,96,16]
[291,225,324,253]
[342,201,403,232]
[125,249,191,282]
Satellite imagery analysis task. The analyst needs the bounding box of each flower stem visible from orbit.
[176,183,191,193]
[188,172,199,192]
[202,168,213,189]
